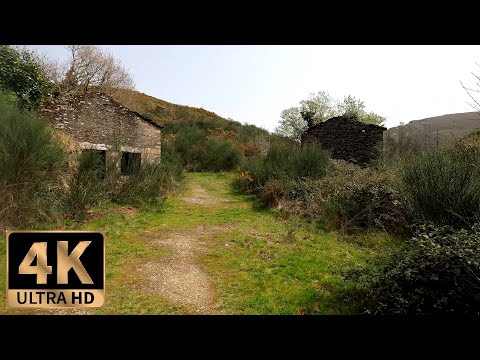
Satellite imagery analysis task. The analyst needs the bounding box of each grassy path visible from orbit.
[0,172,399,314]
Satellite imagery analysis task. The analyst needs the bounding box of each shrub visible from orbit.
[401,142,480,229]
[112,141,183,206]
[0,45,49,109]
[317,161,409,233]
[0,92,66,228]
[63,150,110,220]
[243,134,270,158]
[235,142,330,192]
[258,178,296,208]
[197,139,242,172]
[347,224,480,314]
[173,125,205,169]
[255,160,410,234]
[155,140,184,193]
[113,162,166,206]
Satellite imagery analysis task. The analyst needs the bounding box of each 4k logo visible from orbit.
[6,231,105,308]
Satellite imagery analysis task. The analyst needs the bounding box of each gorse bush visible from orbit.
[346,224,480,314]
[0,92,66,228]
[154,140,184,193]
[173,124,205,169]
[401,142,480,229]
[112,162,168,206]
[164,114,268,171]
[198,139,241,172]
[112,142,183,206]
[171,124,242,171]
[235,142,330,192]
[64,150,110,221]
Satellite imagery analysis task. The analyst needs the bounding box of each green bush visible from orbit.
[251,160,410,234]
[113,141,183,206]
[346,224,480,314]
[235,142,330,192]
[173,125,205,168]
[65,141,184,216]
[197,139,242,172]
[0,45,49,109]
[64,150,110,221]
[317,161,409,233]
[165,115,269,171]
[0,92,66,228]
[155,140,184,193]
[401,142,480,229]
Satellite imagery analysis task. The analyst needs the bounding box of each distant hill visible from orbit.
[386,112,480,147]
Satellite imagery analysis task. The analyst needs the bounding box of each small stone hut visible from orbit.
[301,116,386,167]
[39,92,163,175]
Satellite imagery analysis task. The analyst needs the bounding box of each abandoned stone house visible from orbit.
[39,92,163,175]
[301,116,386,167]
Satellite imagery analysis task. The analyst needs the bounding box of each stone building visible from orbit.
[39,92,163,175]
[301,116,386,167]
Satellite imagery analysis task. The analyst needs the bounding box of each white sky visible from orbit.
[27,45,480,130]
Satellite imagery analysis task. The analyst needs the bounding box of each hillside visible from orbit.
[386,111,480,147]
[112,89,235,127]
[111,89,270,171]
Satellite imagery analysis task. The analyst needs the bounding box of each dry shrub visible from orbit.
[243,134,270,158]
[317,160,409,233]
[258,179,295,207]
[258,160,410,234]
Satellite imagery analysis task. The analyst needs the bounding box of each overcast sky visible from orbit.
[27,45,480,131]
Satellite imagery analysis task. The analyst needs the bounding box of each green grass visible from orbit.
[0,172,401,314]
[193,173,401,314]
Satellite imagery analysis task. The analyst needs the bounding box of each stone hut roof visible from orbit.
[40,92,164,130]
[301,116,386,166]
[307,116,386,133]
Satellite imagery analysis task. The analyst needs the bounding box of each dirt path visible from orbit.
[139,178,234,314]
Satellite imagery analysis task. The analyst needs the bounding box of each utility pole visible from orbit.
[424,124,427,149]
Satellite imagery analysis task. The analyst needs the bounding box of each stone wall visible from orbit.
[39,93,162,163]
[301,116,386,167]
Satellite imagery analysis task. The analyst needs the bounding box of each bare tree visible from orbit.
[59,45,135,95]
[461,62,480,113]
[34,53,68,95]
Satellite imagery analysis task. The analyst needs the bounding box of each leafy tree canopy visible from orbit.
[275,90,386,141]
[0,45,49,109]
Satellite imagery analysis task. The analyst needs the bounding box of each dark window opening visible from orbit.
[121,152,141,175]
[81,149,106,179]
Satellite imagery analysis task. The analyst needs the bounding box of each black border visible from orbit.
[1,315,478,346]
[1,5,478,45]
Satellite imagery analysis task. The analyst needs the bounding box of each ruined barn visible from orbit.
[301,116,386,167]
[39,92,163,175]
